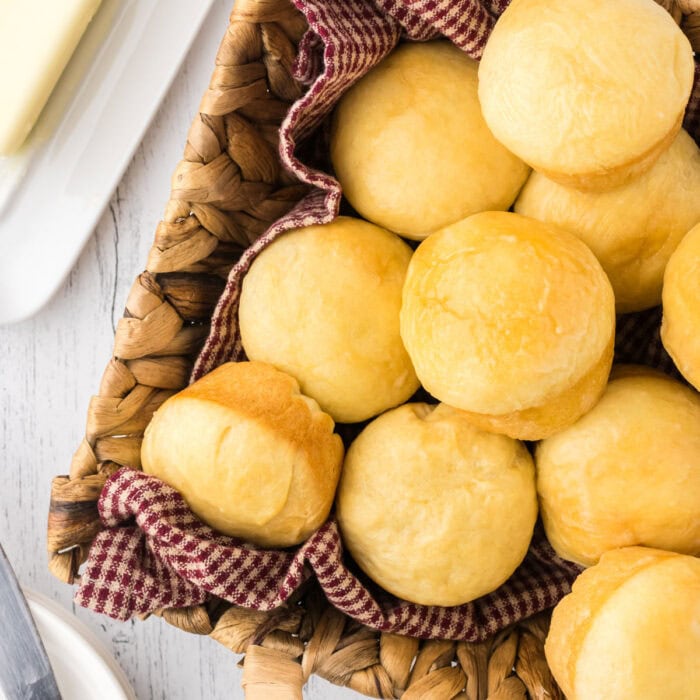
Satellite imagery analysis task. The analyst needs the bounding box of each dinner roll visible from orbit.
[330,41,529,240]
[336,403,537,606]
[536,368,700,566]
[400,211,615,440]
[516,130,700,312]
[546,547,700,700]
[662,222,700,390]
[141,361,344,548]
[239,217,419,423]
[479,0,694,190]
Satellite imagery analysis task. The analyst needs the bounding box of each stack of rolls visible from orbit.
[139,0,700,694]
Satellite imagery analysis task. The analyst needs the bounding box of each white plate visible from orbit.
[18,590,135,700]
[0,0,216,324]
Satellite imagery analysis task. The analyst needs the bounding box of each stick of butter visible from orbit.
[0,0,103,156]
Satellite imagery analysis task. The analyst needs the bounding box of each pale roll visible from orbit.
[141,361,344,548]
[400,211,615,440]
[536,367,700,566]
[336,403,537,606]
[479,0,695,190]
[662,221,700,389]
[239,217,419,423]
[546,547,700,700]
[516,130,700,312]
[331,41,529,240]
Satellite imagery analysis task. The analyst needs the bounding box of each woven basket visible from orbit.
[47,1,700,697]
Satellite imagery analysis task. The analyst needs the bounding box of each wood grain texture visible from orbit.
[0,1,358,697]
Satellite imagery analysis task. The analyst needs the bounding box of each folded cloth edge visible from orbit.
[76,468,583,641]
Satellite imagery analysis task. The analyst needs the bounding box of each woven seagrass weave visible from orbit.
[47,0,700,697]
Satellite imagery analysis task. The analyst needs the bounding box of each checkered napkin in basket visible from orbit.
[76,0,700,636]
[77,468,583,638]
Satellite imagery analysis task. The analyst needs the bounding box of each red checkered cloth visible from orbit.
[76,468,582,638]
[76,0,699,636]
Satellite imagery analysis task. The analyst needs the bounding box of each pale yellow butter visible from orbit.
[0,0,102,155]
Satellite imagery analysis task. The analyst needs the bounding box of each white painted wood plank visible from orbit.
[0,2,363,697]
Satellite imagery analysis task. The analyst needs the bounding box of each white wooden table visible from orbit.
[0,2,358,697]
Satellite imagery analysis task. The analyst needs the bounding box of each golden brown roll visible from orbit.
[536,368,700,566]
[239,216,419,423]
[141,361,344,548]
[336,403,537,606]
[479,0,695,190]
[662,222,700,390]
[400,211,615,440]
[515,130,700,312]
[330,41,529,240]
[546,547,700,700]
